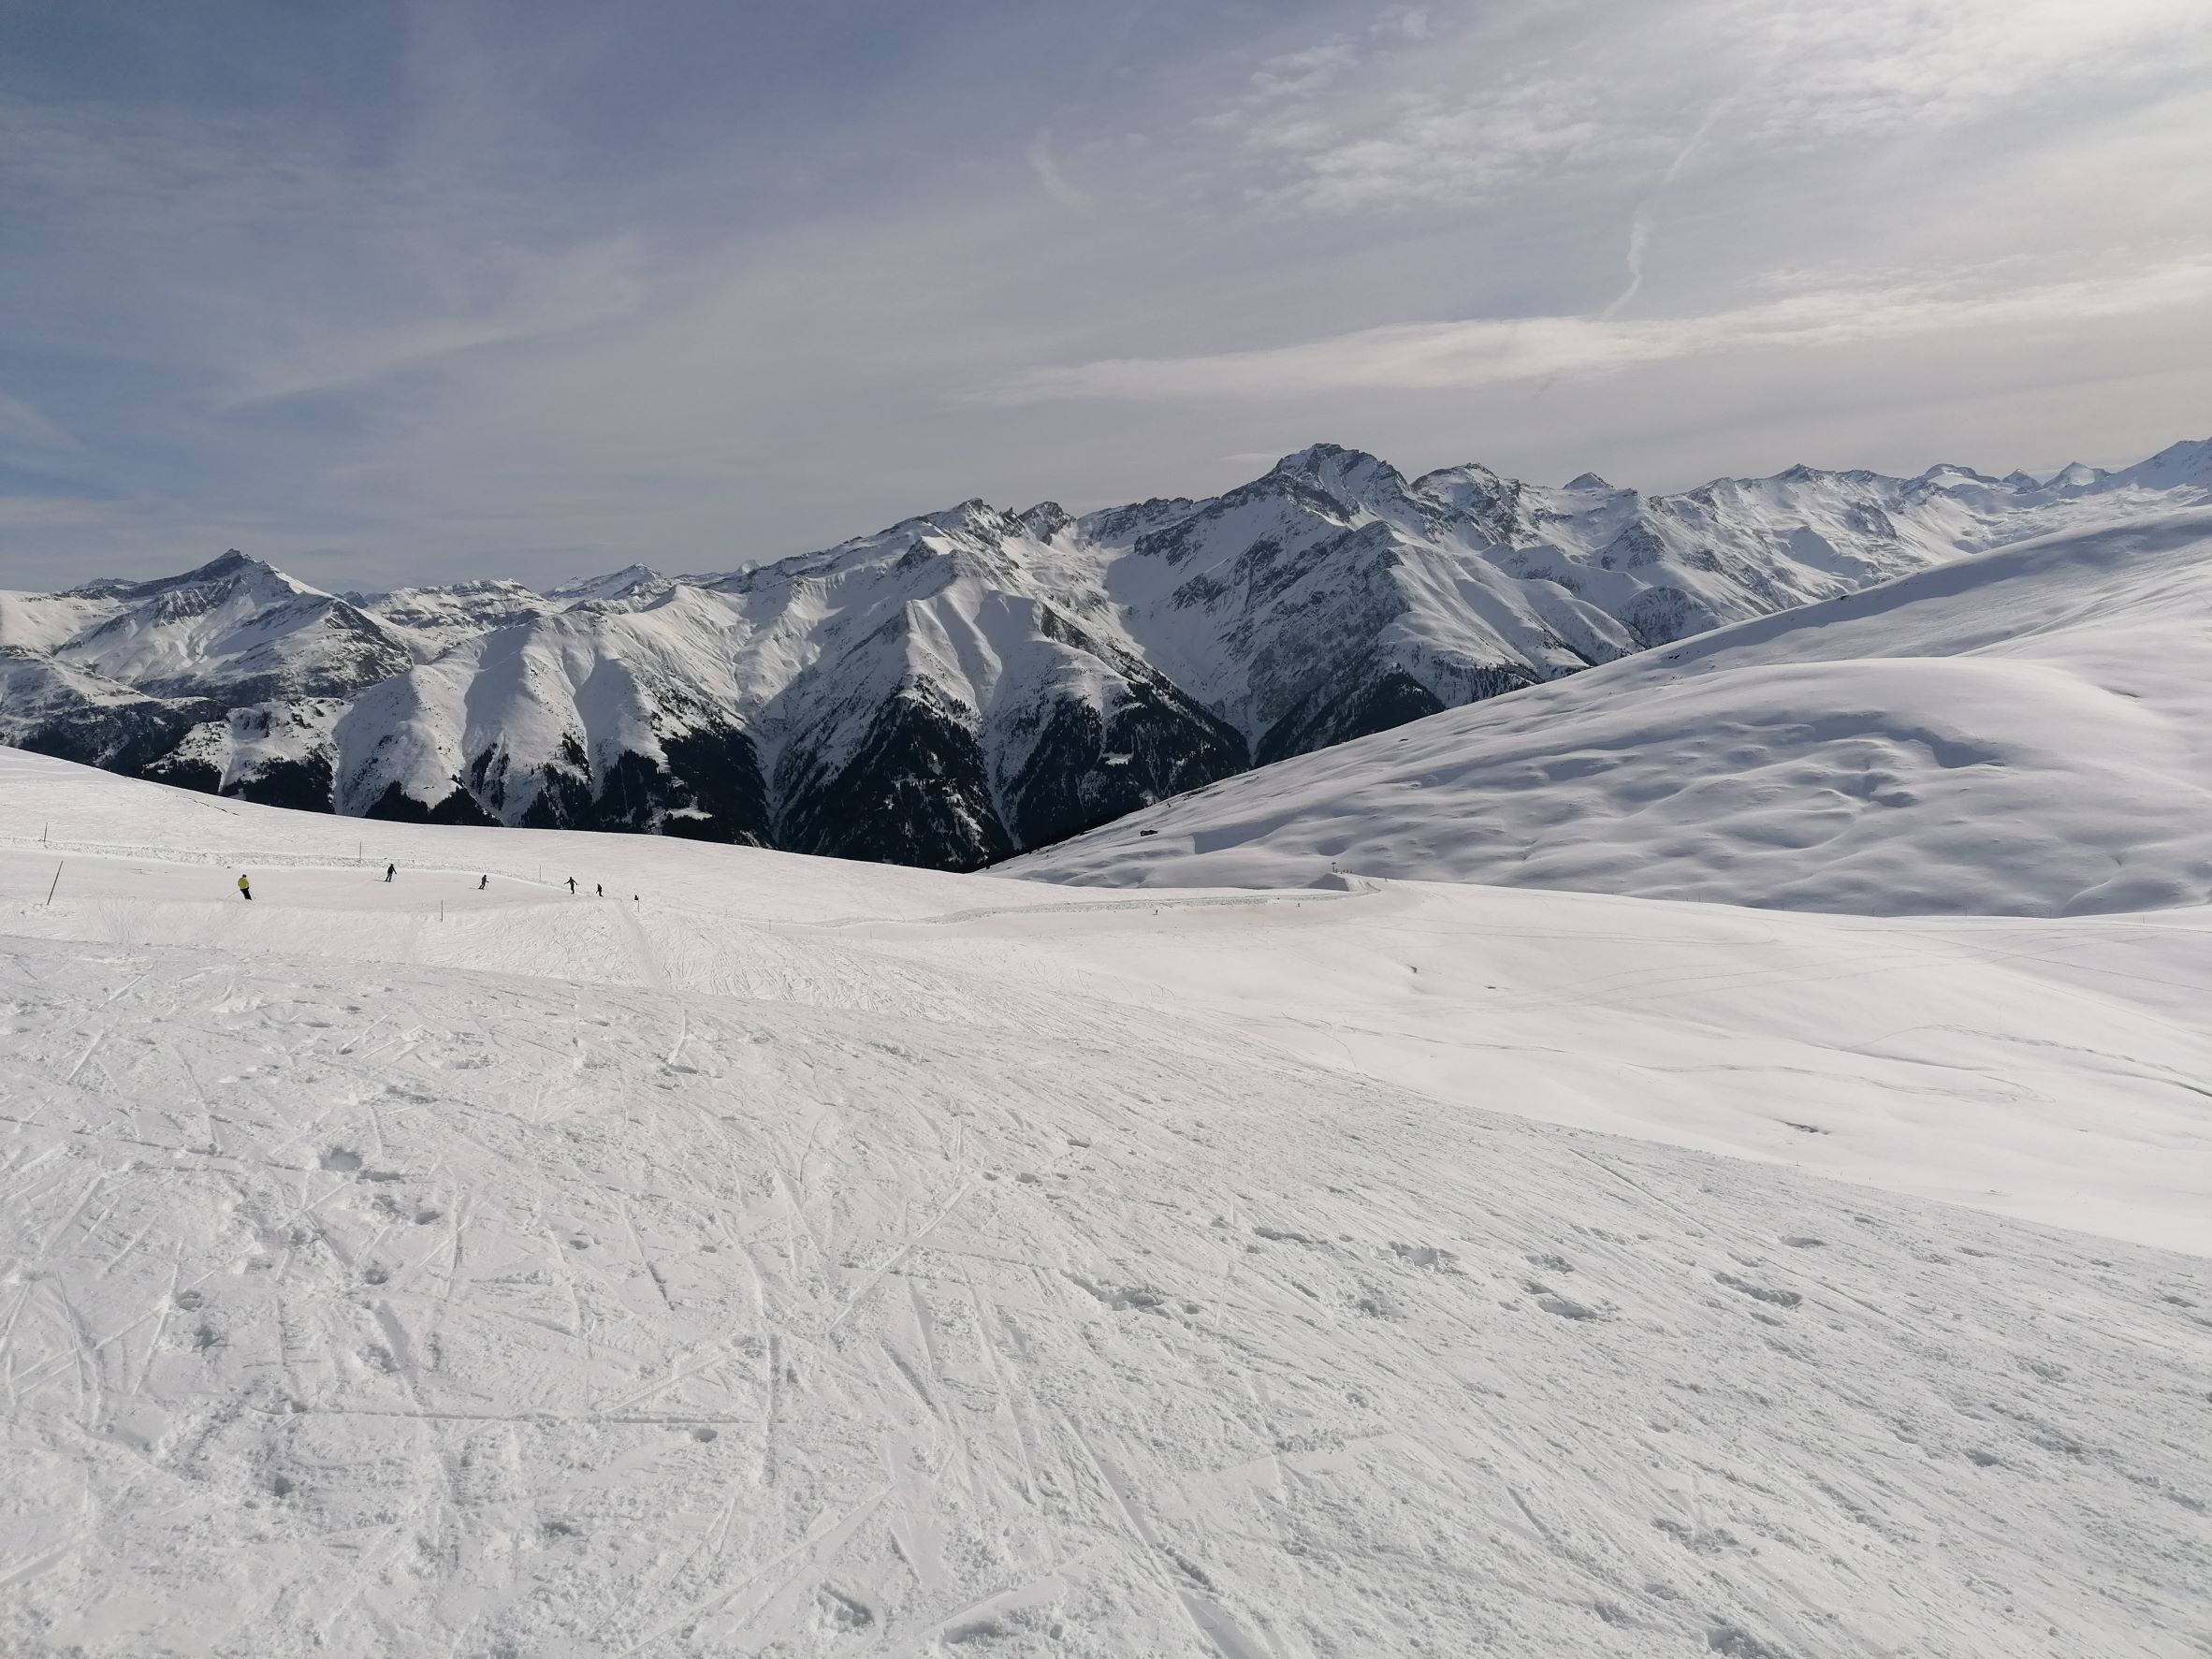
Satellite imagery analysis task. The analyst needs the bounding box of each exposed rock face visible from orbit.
[4,440,2206,869]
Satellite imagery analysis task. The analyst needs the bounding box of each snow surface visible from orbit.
[3,748,2209,1656]
[1012,511,2212,917]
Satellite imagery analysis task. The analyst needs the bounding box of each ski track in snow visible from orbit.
[0,756,2207,1655]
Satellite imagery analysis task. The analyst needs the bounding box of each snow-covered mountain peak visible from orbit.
[65,548,314,607]
[1266,440,1384,477]
[2048,461,2106,490]
[1263,442,1425,519]
[544,562,673,604]
[1014,501,1073,542]
[1918,462,2002,487]
[2109,436,2212,488]
[1563,471,1614,492]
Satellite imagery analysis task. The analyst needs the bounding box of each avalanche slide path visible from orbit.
[1,749,2207,1657]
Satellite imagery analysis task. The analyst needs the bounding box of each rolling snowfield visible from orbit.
[2,747,2209,1657]
[1012,511,2212,918]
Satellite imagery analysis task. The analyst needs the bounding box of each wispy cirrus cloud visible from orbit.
[1026,128,1092,210]
[1200,0,2212,217]
[979,256,2212,402]
[223,234,650,406]
[0,388,80,457]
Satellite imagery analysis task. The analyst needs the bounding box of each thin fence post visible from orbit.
[45,861,64,905]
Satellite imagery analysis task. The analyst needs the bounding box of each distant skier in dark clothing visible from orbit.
[477,875,488,891]
[595,883,603,897]
[567,877,576,894]
[237,874,253,901]
[385,863,396,882]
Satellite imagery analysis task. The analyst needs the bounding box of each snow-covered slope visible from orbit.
[2,749,2209,1656]
[5,442,2207,870]
[342,578,568,656]
[1012,510,2212,917]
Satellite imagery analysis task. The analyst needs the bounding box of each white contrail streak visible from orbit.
[1596,96,1729,321]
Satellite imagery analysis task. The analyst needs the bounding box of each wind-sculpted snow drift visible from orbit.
[2,749,2210,1655]
[1012,509,2212,917]
[5,439,2205,870]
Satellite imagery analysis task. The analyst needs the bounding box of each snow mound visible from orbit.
[1011,511,2212,916]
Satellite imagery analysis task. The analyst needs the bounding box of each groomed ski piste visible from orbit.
[1,736,2208,1655]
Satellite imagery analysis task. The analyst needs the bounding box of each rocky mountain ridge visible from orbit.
[3,437,2205,868]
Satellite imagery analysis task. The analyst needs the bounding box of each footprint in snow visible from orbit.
[1391,1243,1459,1272]
[1714,1272,1801,1309]
[1536,1295,1598,1321]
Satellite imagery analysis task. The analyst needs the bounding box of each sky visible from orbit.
[2,0,2208,591]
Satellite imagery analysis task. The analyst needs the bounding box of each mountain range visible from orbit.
[3,437,2206,869]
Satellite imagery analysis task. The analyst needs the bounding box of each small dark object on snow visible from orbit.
[385,863,396,882]
[477,874,488,891]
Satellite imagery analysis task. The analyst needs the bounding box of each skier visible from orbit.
[237,873,253,902]
[567,876,576,895]
[477,874,488,891]
[595,883,603,897]
[385,863,396,883]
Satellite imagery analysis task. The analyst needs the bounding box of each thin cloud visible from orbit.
[223,234,650,406]
[1205,0,2212,217]
[977,258,2212,403]
[1026,127,1091,210]
[0,388,80,455]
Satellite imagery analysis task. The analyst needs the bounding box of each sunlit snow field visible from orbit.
[1016,512,2212,919]
[3,746,2209,1657]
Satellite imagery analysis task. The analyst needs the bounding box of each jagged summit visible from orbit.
[544,563,671,604]
[1265,442,1409,492]
[64,547,296,603]
[1267,440,1366,473]
[1015,502,1073,541]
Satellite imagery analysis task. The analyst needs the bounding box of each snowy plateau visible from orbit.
[4,439,2208,872]
[1,444,2210,1658]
